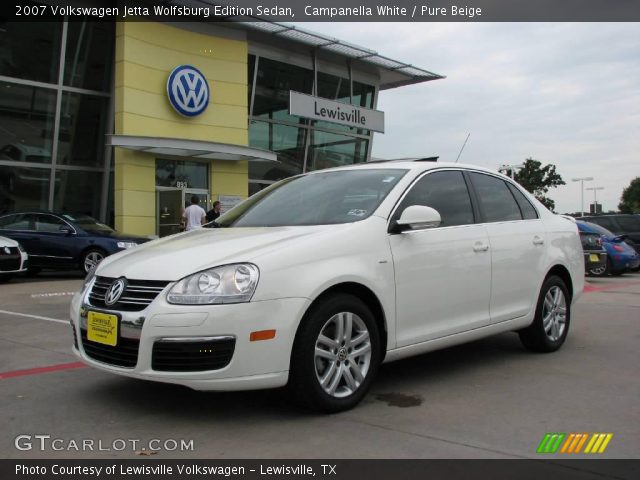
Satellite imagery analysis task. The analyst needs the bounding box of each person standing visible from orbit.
[183,195,206,231]
[206,200,221,223]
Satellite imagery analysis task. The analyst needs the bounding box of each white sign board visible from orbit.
[289,91,385,133]
[218,194,244,214]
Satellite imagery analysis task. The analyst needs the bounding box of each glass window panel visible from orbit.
[249,120,305,181]
[155,159,208,189]
[0,213,29,230]
[352,81,375,109]
[248,54,256,109]
[53,170,102,218]
[35,213,65,233]
[393,171,475,227]
[57,92,109,167]
[0,21,61,83]
[507,183,539,220]
[0,165,50,214]
[616,216,640,231]
[252,57,313,123]
[316,72,350,104]
[470,173,523,223]
[64,21,115,92]
[307,130,368,171]
[0,82,56,164]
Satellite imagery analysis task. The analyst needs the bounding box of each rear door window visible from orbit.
[469,172,523,223]
[506,183,539,219]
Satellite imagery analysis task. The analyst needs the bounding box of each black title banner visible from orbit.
[3,460,640,480]
[4,0,640,22]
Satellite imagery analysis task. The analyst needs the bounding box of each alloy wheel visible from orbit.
[84,251,104,273]
[542,286,567,342]
[314,311,372,398]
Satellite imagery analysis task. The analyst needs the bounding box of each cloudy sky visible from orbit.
[300,22,639,214]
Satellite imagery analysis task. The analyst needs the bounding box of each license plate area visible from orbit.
[87,311,119,347]
[589,254,600,262]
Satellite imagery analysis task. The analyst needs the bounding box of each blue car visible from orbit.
[576,221,640,276]
[0,211,150,275]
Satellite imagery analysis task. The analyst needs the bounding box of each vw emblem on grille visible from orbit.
[105,278,127,306]
[3,247,10,254]
[167,65,209,117]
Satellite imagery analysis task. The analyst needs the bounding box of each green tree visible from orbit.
[618,177,640,213]
[504,158,565,211]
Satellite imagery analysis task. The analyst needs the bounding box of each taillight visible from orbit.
[612,245,624,252]
[596,237,603,247]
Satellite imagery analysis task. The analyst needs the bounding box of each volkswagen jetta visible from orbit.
[71,161,584,412]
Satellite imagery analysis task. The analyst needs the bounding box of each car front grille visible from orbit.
[80,329,140,368]
[88,276,170,312]
[152,337,236,372]
[0,246,21,271]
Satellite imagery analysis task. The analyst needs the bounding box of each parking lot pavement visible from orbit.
[1,273,639,459]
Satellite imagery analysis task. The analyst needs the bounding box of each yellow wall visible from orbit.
[114,22,248,235]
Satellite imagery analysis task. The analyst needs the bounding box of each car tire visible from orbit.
[519,275,571,353]
[288,293,381,413]
[81,248,106,274]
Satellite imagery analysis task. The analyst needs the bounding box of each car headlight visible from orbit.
[167,263,259,305]
[117,241,138,249]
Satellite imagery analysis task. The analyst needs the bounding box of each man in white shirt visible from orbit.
[182,195,207,231]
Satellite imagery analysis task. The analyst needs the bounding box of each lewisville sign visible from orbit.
[289,91,385,133]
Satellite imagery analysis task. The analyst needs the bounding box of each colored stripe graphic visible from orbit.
[539,433,613,454]
[537,433,566,453]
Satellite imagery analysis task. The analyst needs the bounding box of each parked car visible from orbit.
[578,230,607,276]
[581,214,640,254]
[576,221,640,275]
[0,235,28,281]
[0,212,149,274]
[71,162,584,412]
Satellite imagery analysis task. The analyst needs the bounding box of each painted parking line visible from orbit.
[584,280,640,293]
[30,292,76,298]
[0,309,68,325]
[0,362,86,380]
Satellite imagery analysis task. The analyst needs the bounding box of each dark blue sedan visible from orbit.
[0,211,150,274]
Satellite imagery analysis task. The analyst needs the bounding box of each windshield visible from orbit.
[583,222,615,237]
[217,169,407,227]
[62,214,115,234]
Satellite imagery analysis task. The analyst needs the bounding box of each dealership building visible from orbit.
[0,14,442,236]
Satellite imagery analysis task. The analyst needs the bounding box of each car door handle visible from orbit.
[473,242,489,252]
[533,236,545,246]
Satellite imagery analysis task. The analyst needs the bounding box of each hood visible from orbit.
[0,235,19,248]
[96,225,342,281]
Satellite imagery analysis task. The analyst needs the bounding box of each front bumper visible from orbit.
[70,284,311,391]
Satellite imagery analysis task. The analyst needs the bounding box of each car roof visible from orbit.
[311,160,507,177]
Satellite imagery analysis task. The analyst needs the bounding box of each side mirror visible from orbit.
[59,225,73,235]
[393,205,441,233]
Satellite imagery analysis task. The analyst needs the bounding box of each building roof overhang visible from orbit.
[107,135,278,162]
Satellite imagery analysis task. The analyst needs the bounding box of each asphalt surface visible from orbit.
[1,270,638,459]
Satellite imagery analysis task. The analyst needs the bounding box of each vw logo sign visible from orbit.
[105,278,127,306]
[3,247,10,254]
[167,65,210,117]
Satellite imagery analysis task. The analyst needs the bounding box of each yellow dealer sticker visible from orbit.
[87,311,118,347]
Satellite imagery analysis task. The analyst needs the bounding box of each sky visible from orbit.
[299,22,639,214]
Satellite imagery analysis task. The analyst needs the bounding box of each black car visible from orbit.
[581,214,640,255]
[0,211,150,274]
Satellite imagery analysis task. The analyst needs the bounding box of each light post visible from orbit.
[586,186,604,214]
[571,177,594,217]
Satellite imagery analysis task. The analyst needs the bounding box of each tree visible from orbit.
[504,158,566,211]
[618,177,640,213]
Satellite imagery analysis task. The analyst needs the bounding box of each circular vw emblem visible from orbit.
[105,278,127,306]
[167,65,210,117]
[3,247,10,254]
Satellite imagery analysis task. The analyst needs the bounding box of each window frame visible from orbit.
[466,171,534,224]
[387,168,479,234]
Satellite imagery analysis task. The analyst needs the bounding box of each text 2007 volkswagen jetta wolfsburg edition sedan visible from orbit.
[71,161,584,412]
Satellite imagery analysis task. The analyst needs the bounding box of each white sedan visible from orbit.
[0,235,28,281]
[71,161,584,412]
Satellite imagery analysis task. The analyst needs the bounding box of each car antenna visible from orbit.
[455,133,470,163]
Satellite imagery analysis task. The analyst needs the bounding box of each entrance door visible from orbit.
[157,188,183,237]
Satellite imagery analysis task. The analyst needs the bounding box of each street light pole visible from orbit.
[499,163,525,180]
[571,177,594,217]
[586,186,604,214]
